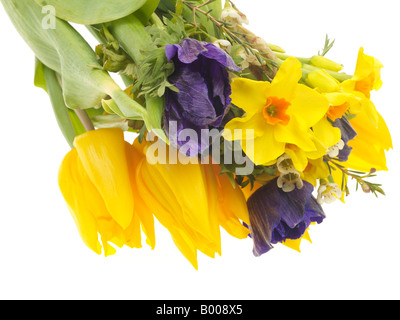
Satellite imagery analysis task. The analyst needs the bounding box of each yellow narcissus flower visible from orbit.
[223,57,330,166]
[346,109,392,172]
[133,139,250,269]
[58,128,155,257]
[341,47,383,99]
[338,48,392,172]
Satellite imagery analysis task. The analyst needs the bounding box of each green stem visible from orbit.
[302,64,352,82]
[274,52,311,64]
[150,12,164,29]
[105,14,153,64]
[74,109,95,132]
[275,52,352,82]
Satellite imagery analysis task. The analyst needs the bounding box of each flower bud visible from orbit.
[310,55,343,72]
[306,69,341,93]
[361,183,371,193]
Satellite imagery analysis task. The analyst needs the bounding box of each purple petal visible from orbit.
[333,116,357,143]
[203,43,241,72]
[247,179,326,257]
[165,38,208,64]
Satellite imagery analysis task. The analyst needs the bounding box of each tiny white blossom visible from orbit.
[277,154,296,174]
[235,48,261,69]
[212,39,232,53]
[317,183,342,204]
[277,172,304,193]
[327,140,345,158]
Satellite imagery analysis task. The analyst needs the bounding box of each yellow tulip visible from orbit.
[133,139,250,269]
[58,128,154,257]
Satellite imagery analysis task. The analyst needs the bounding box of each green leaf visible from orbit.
[42,63,78,148]
[207,0,222,19]
[34,0,148,24]
[2,0,149,123]
[34,58,47,92]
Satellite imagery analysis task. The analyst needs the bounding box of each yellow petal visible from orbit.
[153,161,216,244]
[136,158,199,269]
[302,158,330,187]
[212,165,250,239]
[202,164,223,255]
[223,111,266,141]
[350,107,392,151]
[230,78,270,116]
[58,148,104,255]
[274,117,316,152]
[269,57,302,100]
[312,117,342,151]
[285,146,309,172]
[347,138,389,172]
[290,84,330,128]
[282,229,312,252]
[248,126,286,165]
[125,142,156,249]
[73,128,134,229]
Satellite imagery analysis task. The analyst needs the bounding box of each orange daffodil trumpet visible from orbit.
[3,0,392,267]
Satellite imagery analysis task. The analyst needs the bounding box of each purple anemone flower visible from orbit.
[164,38,240,156]
[247,179,325,256]
[333,116,357,161]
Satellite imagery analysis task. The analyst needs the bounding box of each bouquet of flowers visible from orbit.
[1,0,392,269]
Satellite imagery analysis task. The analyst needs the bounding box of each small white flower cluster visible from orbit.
[327,139,345,158]
[220,6,249,27]
[236,48,262,69]
[218,5,258,70]
[317,183,342,204]
[276,154,304,193]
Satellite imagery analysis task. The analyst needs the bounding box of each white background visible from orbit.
[0,0,399,300]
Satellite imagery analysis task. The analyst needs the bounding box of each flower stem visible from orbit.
[275,52,352,82]
[74,109,95,132]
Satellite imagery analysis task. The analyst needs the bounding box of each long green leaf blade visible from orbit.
[34,0,147,24]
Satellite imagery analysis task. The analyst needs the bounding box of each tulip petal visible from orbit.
[74,128,135,229]
[58,149,102,255]
[136,159,199,269]
[125,143,156,249]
